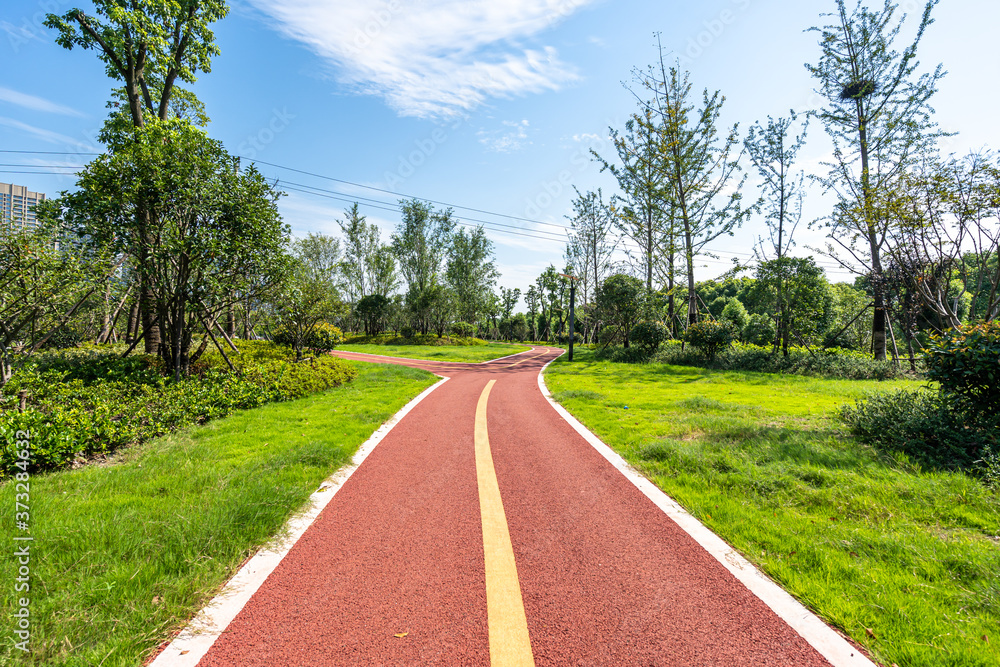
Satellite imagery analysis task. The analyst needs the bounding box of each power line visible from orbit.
[0,158,860,276]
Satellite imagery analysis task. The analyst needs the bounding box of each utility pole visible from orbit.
[560,273,578,361]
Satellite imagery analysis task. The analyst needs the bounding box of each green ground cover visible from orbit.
[0,361,437,666]
[544,350,1000,667]
[339,341,530,363]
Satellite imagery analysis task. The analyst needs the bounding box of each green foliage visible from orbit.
[306,322,343,353]
[683,320,737,361]
[631,320,669,355]
[654,342,906,380]
[924,320,1000,416]
[450,321,477,338]
[743,313,776,347]
[597,273,647,347]
[719,299,749,333]
[0,343,358,477]
[842,389,998,471]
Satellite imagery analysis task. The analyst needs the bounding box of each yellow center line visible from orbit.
[475,380,535,666]
[505,351,547,368]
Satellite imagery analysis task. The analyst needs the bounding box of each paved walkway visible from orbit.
[155,346,871,666]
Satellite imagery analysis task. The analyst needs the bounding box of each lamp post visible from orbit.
[558,273,578,361]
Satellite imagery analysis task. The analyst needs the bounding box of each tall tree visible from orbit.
[593,111,666,292]
[46,0,229,354]
[391,200,454,334]
[806,0,945,359]
[54,119,288,377]
[446,226,499,325]
[565,188,618,329]
[744,112,809,353]
[636,49,749,326]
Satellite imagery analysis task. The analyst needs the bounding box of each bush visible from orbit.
[631,321,669,355]
[0,343,358,477]
[449,322,477,338]
[841,388,998,471]
[306,322,343,353]
[720,300,749,333]
[743,314,776,347]
[924,320,1000,417]
[683,320,737,361]
[556,331,583,345]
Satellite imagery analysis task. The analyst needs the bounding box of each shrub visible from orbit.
[556,331,583,345]
[0,343,358,477]
[306,322,343,353]
[841,388,998,471]
[924,320,1000,417]
[450,322,477,338]
[683,320,737,361]
[720,300,749,333]
[743,314,776,347]
[631,321,669,355]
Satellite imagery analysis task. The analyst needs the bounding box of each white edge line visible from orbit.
[149,375,450,667]
[536,358,875,667]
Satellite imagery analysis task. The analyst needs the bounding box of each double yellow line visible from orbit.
[475,380,535,666]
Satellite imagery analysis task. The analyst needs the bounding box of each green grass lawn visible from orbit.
[0,361,437,666]
[545,350,1000,667]
[338,341,530,363]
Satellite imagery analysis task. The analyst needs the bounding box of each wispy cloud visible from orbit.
[0,87,84,117]
[478,119,531,153]
[246,0,597,118]
[0,117,93,149]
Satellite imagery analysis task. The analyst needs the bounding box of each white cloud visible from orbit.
[0,117,94,149]
[478,119,531,153]
[246,0,596,118]
[0,87,85,117]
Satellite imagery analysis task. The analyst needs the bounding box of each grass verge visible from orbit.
[338,342,529,363]
[0,361,437,666]
[544,350,999,667]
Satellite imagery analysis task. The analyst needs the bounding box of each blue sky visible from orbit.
[2,0,999,304]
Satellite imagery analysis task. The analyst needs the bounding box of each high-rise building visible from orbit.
[0,183,47,233]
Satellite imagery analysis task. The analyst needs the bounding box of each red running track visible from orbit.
[193,346,841,666]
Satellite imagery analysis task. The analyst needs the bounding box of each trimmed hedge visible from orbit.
[0,343,357,477]
[596,340,908,380]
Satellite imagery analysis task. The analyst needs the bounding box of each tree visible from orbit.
[446,226,499,326]
[339,203,398,302]
[54,119,289,377]
[753,257,833,352]
[0,225,99,386]
[592,113,665,292]
[46,0,229,354]
[271,263,345,361]
[355,294,391,337]
[806,0,945,359]
[744,113,809,351]
[565,188,618,340]
[884,151,1000,328]
[596,274,647,348]
[636,48,749,325]
[391,200,454,333]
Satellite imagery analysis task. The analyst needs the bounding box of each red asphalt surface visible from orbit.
[197,346,834,666]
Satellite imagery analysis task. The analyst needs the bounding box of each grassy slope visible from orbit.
[544,351,1000,667]
[0,361,437,666]
[338,342,530,363]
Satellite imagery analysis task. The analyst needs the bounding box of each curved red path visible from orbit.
[196,346,836,666]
